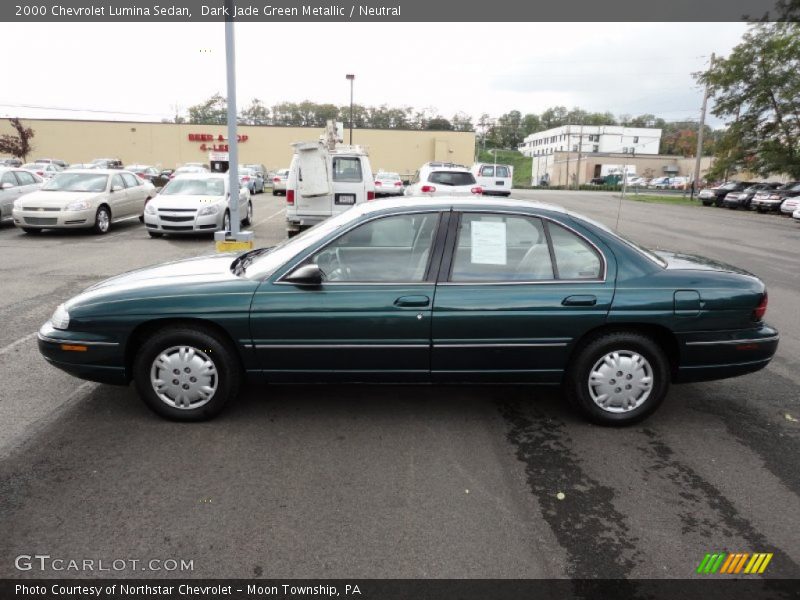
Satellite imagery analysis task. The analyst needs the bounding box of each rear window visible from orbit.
[332,157,363,183]
[428,171,476,186]
[496,166,510,178]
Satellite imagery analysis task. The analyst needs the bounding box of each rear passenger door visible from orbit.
[431,211,616,383]
[108,174,129,218]
[121,172,146,216]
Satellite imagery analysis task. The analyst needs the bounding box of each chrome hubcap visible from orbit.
[150,345,218,410]
[247,203,252,221]
[588,350,653,413]
[97,210,109,231]
[223,213,230,231]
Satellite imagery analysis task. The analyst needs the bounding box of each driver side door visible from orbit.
[249,210,447,382]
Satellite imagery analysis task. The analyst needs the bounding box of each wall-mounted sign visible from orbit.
[188,133,249,152]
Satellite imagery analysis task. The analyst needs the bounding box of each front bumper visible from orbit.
[675,324,779,383]
[752,199,783,211]
[37,322,127,385]
[143,210,223,234]
[13,207,95,229]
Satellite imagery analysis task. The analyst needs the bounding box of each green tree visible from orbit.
[451,112,474,132]
[0,118,34,161]
[496,110,523,148]
[697,22,800,178]
[187,93,228,125]
[239,98,270,125]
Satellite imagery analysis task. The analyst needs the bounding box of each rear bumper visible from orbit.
[674,324,778,383]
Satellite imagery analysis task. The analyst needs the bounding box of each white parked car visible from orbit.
[780,195,800,215]
[406,164,482,197]
[1,167,43,224]
[471,163,512,196]
[271,168,290,195]
[12,170,155,235]
[169,165,209,180]
[374,171,405,196]
[793,207,800,222]
[648,176,672,189]
[143,173,251,238]
[22,162,62,180]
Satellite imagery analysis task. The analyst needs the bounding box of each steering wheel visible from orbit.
[318,248,351,282]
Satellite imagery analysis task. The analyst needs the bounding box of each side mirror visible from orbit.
[284,263,324,286]
[111,185,123,192]
[1,182,13,190]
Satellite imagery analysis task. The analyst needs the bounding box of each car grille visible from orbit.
[24,217,58,225]
[23,207,60,212]
[160,215,194,222]
[162,225,194,231]
[159,208,196,212]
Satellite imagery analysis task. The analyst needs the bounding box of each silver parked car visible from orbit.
[12,170,155,235]
[142,173,252,238]
[1,167,43,223]
[271,168,289,195]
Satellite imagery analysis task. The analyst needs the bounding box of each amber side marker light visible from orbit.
[60,344,88,352]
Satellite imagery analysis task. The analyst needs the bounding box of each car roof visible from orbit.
[357,195,567,216]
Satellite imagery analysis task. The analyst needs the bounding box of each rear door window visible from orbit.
[480,166,494,177]
[121,173,140,188]
[429,171,476,186]
[496,166,510,178]
[14,171,36,185]
[332,157,363,183]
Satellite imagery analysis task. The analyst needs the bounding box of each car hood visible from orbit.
[655,251,755,277]
[17,190,105,207]
[148,194,226,208]
[85,254,238,293]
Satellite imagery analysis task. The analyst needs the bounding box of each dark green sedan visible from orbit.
[38,197,778,425]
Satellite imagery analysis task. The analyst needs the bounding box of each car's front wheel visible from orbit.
[93,205,111,234]
[564,331,669,426]
[133,326,241,420]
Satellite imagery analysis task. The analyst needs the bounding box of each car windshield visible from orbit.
[720,182,740,190]
[161,178,225,196]
[572,213,668,268]
[42,173,108,192]
[428,171,476,186]
[378,173,400,180]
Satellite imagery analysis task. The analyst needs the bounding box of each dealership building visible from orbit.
[0,119,476,179]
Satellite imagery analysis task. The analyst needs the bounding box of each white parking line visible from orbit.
[255,207,286,227]
[0,332,37,356]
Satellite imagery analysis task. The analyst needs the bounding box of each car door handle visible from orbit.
[394,295,430,307]
[562,295,597,306]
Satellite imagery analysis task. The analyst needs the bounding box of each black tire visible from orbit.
[133,326,241,421]
[701,201,711,207]
[272,189,278,196]
[93,205,111,234]
[564,331,670,426]
[243,201,253,226]
[22,227,42,234]
[148,231,163,238]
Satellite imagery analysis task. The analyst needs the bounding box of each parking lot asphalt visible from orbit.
[1,190,798,579]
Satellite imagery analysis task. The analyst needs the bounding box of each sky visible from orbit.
[1,22,750,128]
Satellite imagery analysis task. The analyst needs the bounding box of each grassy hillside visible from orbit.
[477,149,532,187]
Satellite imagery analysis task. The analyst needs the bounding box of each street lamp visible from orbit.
[346,74,355,145]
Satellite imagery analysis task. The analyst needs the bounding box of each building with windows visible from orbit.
[519,125,662,158]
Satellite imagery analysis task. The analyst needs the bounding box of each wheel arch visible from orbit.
[124,317,245,381]
[567,322,681,380]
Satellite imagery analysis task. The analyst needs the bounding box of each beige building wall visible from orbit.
[0,119,475,178]
[533,151,716,186]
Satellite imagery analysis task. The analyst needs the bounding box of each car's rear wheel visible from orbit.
[243,201,253,226]
[222,210,231,232]
[133,326,241,421]
[93,206,111,234]
[564,331,669,426]
[272,189,278,196]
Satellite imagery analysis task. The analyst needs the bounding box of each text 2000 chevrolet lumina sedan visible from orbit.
[37,197,778,425]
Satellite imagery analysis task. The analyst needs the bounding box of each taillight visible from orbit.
[286,189,295,205]
[394,181,402,186]
[37,171,44,176]
[367,191,376,201]
[471,186,483,195]
[375,181,382,186]
[273,177,280,183]
[753,292,768,321]
[242,176,250,181]
[420,185,436,193]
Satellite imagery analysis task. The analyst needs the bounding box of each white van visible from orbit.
[285,143,375,236]
[471,163,513,196]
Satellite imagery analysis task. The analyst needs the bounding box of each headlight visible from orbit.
[13,198,25,209]
[66,200,91,211]
[51,304,70,330]
[144,203,157,215]
[198,204,221,216]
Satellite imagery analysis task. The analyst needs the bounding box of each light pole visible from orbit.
[346,74,355,145]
